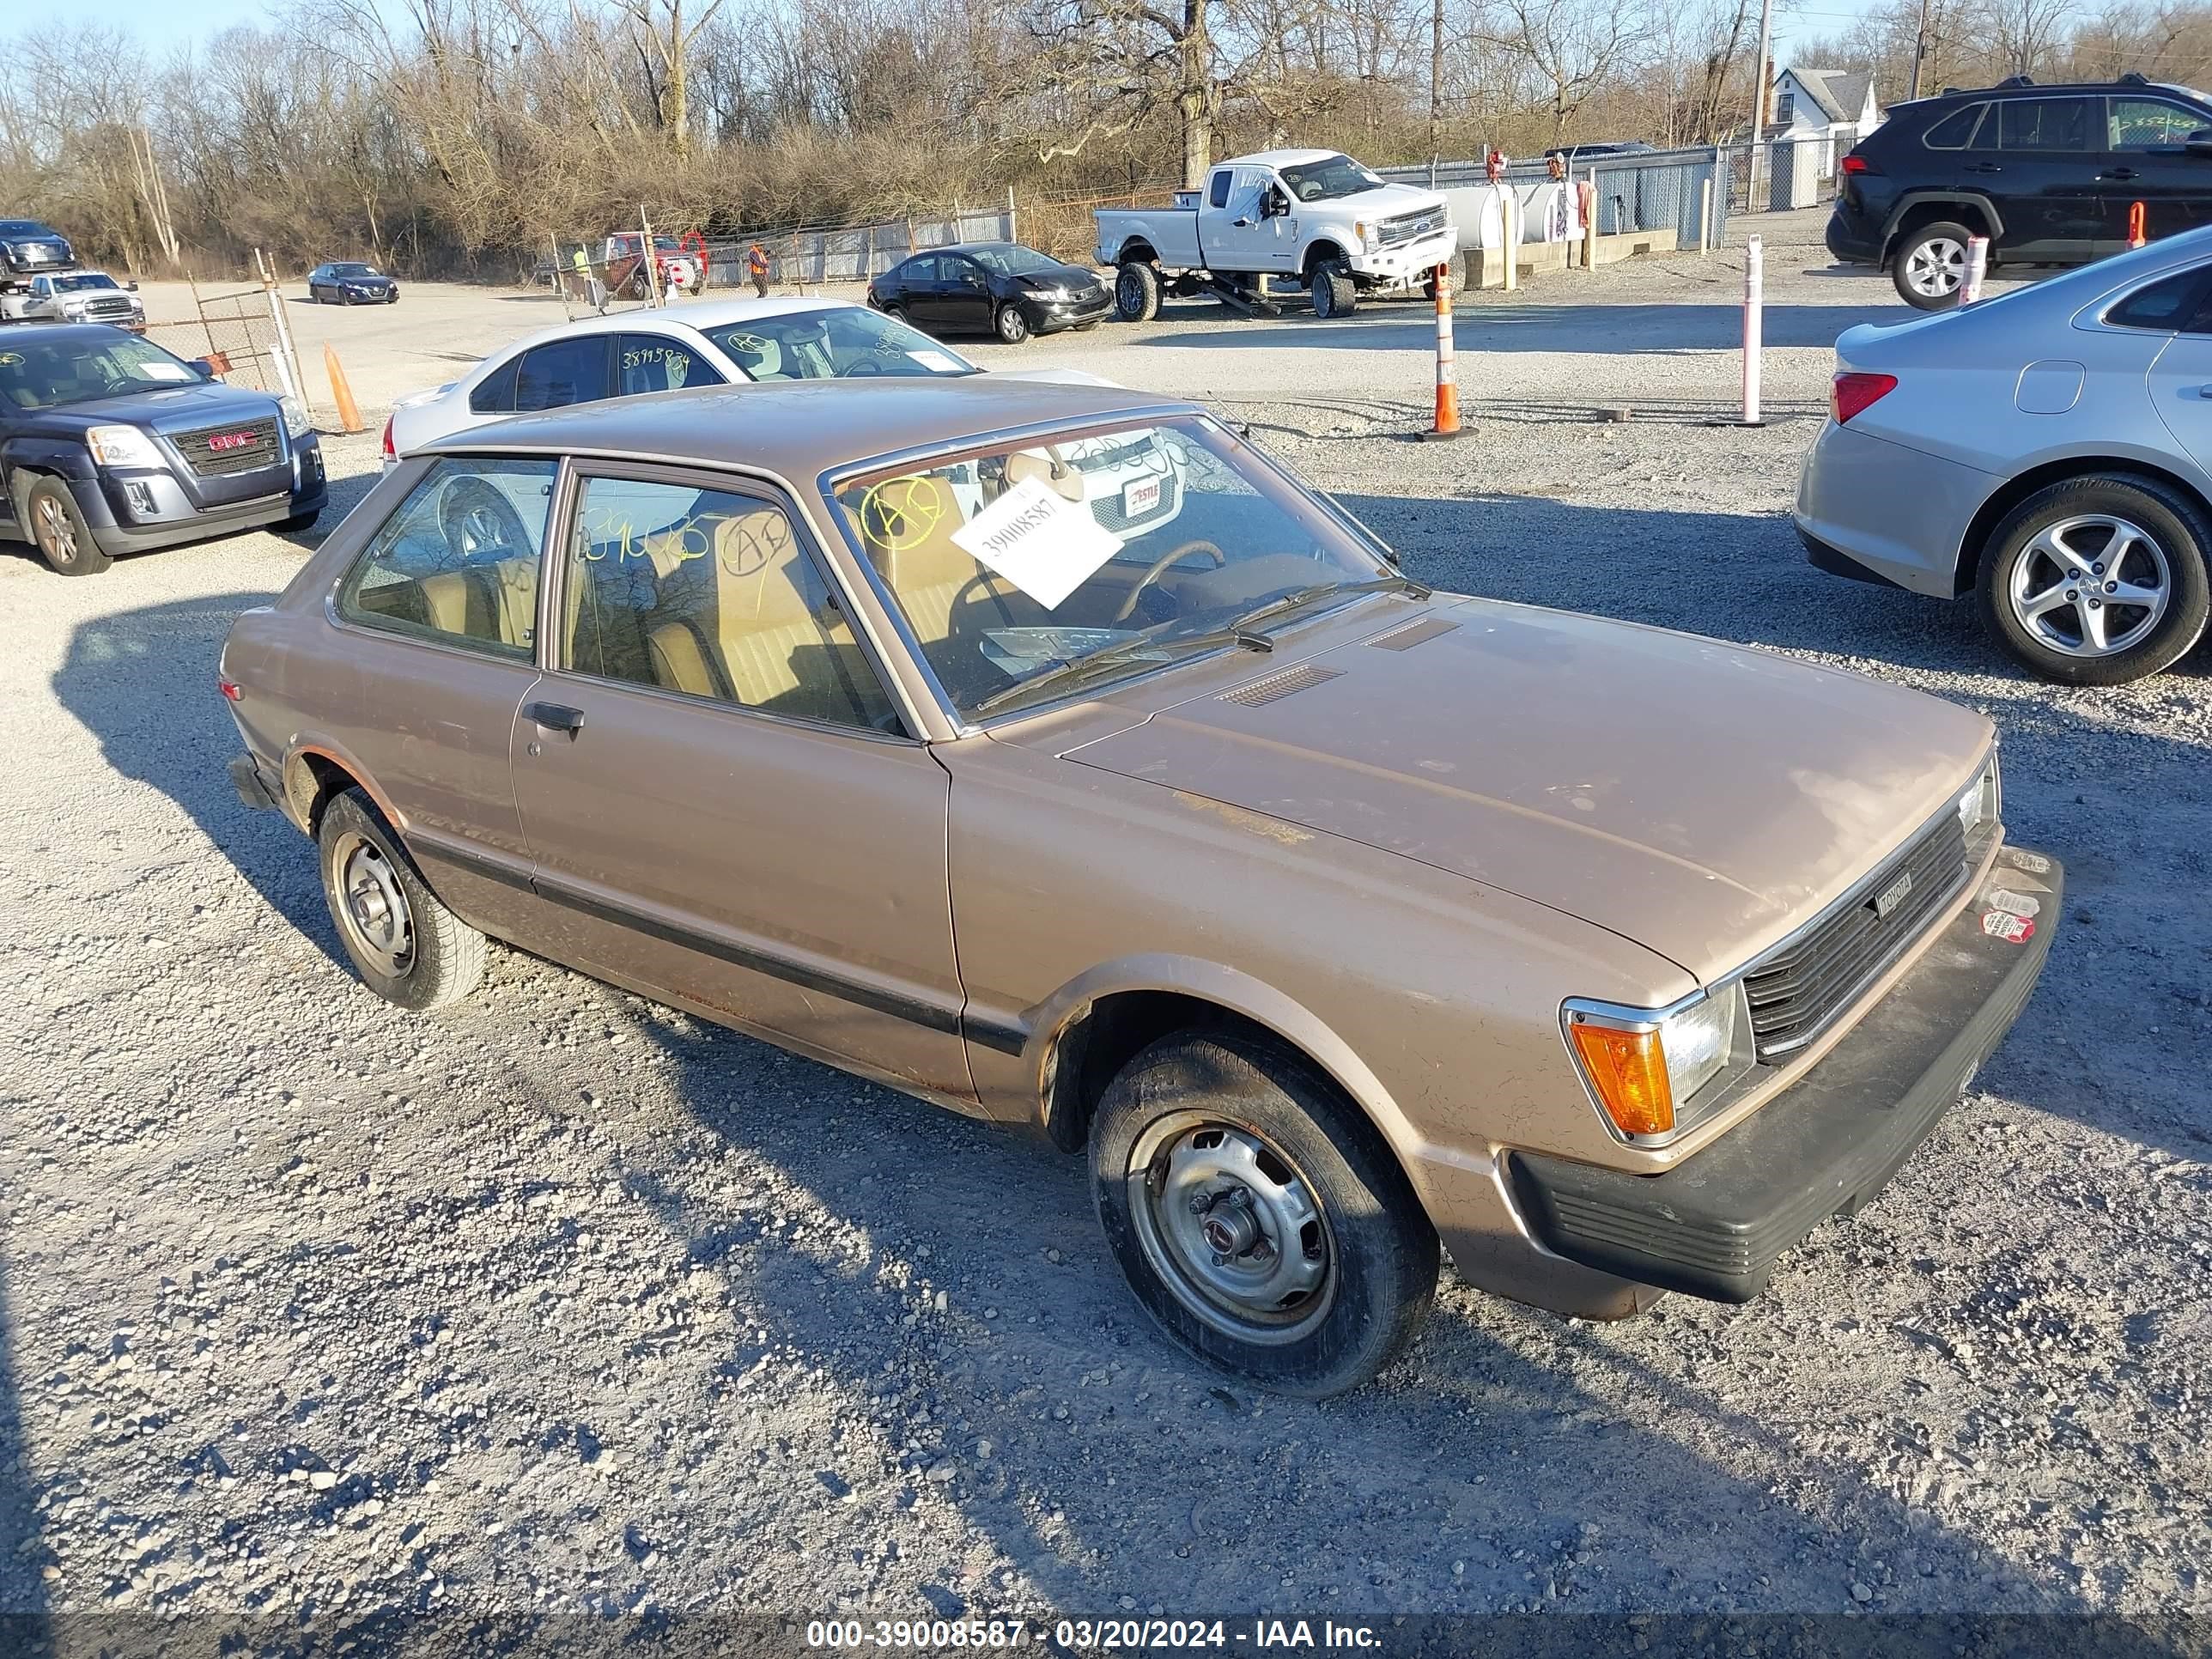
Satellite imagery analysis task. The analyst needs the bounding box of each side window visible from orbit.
[2106,270,2209,330]
[614,334,725,397]
[1997,98,2094,152]
[562,475,899,733]
[335,457,558,658]
[469,354,520,415]
[2110,98,2203,149]
[945,256,981,288]
[1208,170,1233,210]
[514,336,611,412]
[902,255,939,283]
[1923,102,1988,149]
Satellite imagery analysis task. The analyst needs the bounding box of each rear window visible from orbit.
[1922,103,1988,149]
[1997,97,2094,152]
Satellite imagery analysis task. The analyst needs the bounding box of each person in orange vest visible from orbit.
[747,241,770,297]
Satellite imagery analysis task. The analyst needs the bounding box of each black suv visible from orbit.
[1827,74,2212,308]
[0,325,325,575]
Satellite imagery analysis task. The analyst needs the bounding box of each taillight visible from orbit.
[1832,372,1899,423]
[1840,154,1877,175]
[380,414,396,460]
[218,678,243,702]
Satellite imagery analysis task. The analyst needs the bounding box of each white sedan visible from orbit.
[382,296,1108,464]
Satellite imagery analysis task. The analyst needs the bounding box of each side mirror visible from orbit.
[127,280,140,292]
[2188,129,2212,156]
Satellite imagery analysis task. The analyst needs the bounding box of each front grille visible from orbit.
[1090,467,1181,535]
[1376,210,1444,246]
[83,297,135,319]
[171,417,283,478]
[1741,809,1972,1060]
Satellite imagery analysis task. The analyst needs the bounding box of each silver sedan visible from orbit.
[1796,227,2212,684]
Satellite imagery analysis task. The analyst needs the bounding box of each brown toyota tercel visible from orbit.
[222,378,2061,1396]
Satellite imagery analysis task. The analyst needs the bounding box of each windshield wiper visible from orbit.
[970,622,1273,718]
[1224,573,1431,636]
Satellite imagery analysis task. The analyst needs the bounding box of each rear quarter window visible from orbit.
[1922,103,1989,149]
[2106,269,2212,331]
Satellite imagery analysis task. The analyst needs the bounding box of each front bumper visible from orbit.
[1509,843,2062,1304]
[1353,228,1462,284]
[1034,291,1113,331]
[73,437,326,554]
[1794,419,1996,599]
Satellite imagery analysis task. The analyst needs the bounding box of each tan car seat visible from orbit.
[858,475,1030,649]
[417,556,538,649]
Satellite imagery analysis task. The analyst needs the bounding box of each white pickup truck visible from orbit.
[1094,149,1458,321]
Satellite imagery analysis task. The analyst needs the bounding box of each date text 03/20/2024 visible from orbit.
[805,1619,1381,1650]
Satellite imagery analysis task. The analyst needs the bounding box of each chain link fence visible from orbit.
[143,286,295,398]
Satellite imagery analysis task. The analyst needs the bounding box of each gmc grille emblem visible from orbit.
[1872,869,1914,920]
[207,432,258,452]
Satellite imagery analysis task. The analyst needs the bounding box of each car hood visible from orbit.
[1056,597,1993,981]
[1330,181,1449,218]
[33,382,283,434]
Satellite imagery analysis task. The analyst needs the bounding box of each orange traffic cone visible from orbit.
[1422,261,1462,441]
[2129,200,2148,249]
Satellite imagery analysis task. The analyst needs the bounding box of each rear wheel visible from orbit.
[1091,1027,1437,1397]
[1115,261,1160,323]
[1892,220,1973,309]
[1977,474,2211,684]
[1310,261,1357,319]
[22,476,109,575]
[317,788,487,1011]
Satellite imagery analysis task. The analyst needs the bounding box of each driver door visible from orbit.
[1209,167,1279,275]
[939,254,994,334]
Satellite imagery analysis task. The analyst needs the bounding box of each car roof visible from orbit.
[1222,148,1348,168]
[422,376,1200,482]
[482,295,872,360]
[1896,78,2207,108]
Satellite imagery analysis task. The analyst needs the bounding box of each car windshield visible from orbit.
[968,245,1066,278]
[0,222,54,237]
[51,274,117,292]
[0,334,203,410]
[829,416,1401,720]
[332,264,380,277]
[1279,154,1384,202]
[703,309,979,381]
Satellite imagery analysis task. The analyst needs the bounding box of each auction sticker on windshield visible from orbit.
[952,473,1121,608]
[906,349,965,374]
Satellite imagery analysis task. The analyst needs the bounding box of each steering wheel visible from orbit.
[844,358,884,377]
[438,477,530,565]
[1110,538,1226,624]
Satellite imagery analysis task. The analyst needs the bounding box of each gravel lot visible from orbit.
[3,214,2208,1644]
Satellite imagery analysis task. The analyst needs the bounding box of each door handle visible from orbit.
[2101,167,2141,180]
[1964,162,2003,173]
[525,701,586,736]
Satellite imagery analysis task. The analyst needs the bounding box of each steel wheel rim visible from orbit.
[1127,1113,1335,1344]
[33,497,76,562]
[2008,512,2171,658]
[1906,237,1965,297]
[331,831,415,978]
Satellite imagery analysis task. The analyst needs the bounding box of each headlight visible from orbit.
[280,396,313,439]
[1032,285,1073,301]
[1957,750,2000,836]
[1565,985,1749,1139]
[85,425,164,469]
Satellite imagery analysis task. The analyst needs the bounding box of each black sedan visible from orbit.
[0,325,324,574]
[307,262,399,305]
[866,242,1109,344]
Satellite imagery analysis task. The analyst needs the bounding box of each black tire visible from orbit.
[1891,219,1974,310]
[879,302,904,323]
[1091,1027,1437,1398]
[316,788,487,1011]
[1310,261,1357,319]
[21,475,111,575]
[1115,261,1160,323]
[1976,473,2212,684]
[994,303,1032,345]
[340,289,356,307]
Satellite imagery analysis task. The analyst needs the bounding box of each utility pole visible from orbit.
[1744,0,1775,216]
[1909,0,1931,100]
[1429,0,1444,165]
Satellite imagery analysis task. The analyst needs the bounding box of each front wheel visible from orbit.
[1892,220,1972,309]
[1977,474,2211,684]
[1115,261,1160,323]
[317,788,487,1010]
[994,303,1032,344]
[1091,1028,1437,1398]
[1310,261,1357,319]
[22,476,110,575]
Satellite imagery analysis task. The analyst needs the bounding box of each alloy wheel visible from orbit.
[1127,1115,1335,1344]
[33,497,78,565]
[2008,513,2171,658]
[1905,236,1966,299]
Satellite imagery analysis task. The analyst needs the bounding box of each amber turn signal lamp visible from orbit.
[1569,1020,1676,1137]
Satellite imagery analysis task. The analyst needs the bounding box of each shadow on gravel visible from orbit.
[1350,487,2212,1161]
[1139,302,1911,356]
[0,1263,45,1637]
[592,1008,2089,1621]
[50,592,338,963]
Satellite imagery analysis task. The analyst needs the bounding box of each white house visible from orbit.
[1773,67,1882,175]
